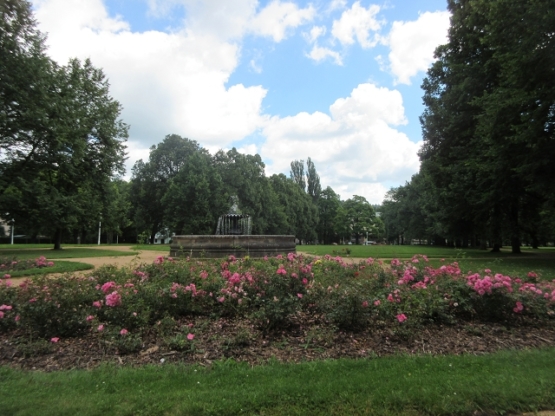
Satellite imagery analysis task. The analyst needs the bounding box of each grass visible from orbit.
[4,260,94,278]
[0,248,138,259]
[131,244,172,251]
[300,244,555,259]
[1,348,554,415]
[300,245,555,280]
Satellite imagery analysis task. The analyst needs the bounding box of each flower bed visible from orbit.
[0,256,54,279]
[0,254,553,356]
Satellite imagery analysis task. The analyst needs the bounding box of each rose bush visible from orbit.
[1,253,554,341]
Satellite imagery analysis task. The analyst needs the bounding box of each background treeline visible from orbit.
[0,0,384,248]
[380,0,555,252]
[97,134,385,245]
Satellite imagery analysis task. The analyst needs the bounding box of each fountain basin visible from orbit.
[170,235,296,258]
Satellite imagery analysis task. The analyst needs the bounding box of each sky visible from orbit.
[30,0,450,204]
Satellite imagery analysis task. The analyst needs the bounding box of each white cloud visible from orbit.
[145,0,314,42]
[384,11,451,85]
[304,25,326,44]
[32,0,268,150]
[249,1,315,42]
[331,1,383,48]
[328,0,347,13]
[307,45,343,65]
[261,83,421,203]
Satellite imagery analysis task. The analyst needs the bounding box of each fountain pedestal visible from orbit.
[170,235,296,258]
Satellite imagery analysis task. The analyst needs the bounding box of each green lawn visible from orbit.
[4,260,94,278]
[0,248,138,259]
[300,245,555,280]
[1,349,554,415]
[131,244,172,251]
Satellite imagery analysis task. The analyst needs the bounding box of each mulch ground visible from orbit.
[2,316,554,372]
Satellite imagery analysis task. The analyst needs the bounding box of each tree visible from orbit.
[289,160,306,192]
[342,196,377,245]
[0,0,54,196]
[419,0,555,253]
[316,186,341,244]
[162,151,228,235]
[0,55,128,249]
[306,157,321,202]
[213,148,285,235]
[269,174,318,243]
[130,135,203,242]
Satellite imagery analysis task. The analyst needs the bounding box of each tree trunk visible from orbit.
[531,233,539,249]
[53,228,62,250]
[510,199,521,254]
[490,204,502,253]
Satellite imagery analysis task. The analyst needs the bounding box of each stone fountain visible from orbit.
[170,213,295,259]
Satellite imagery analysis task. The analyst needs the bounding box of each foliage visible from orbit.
[413,0,555,252]
[0,1,128,249]
[1,251,554,339]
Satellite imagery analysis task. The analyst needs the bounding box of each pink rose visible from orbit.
[396,313,407,323]
[105,291,122,307]
[51,337,59,343]
[120,328,128,335]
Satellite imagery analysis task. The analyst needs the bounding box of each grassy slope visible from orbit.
[1,349,554,415]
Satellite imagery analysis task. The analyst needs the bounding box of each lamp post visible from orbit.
[10,218,14,245]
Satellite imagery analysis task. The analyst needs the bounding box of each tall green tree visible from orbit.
[306,157,321,202]
[289,160,306,192]
[316,186,341,244]
[213,148,285,234]
[269,174,318,242]
[419,0,555,253]
[130,135,203,242]
[342,196,377,245]
[0,57,128,249]
[162,151,228,235]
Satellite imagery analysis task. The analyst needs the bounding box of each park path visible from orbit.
[4,245,169,286]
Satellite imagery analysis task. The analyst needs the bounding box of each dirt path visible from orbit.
[4,245,169,286]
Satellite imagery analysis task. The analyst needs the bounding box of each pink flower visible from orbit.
[0,304,12,311]
[187,333,195,340]
[93,300,102,309]
[97,324,104,331]
[120,328,128,335]
[302,278,308,285]
[218,296,225,303]
[362,301,369,308]
[86,315,94,321]
[101,281,117,294]
[0,311,4,319]
[297,293,303,299]
[276,267,287,275]
[3,274,10,279]
[105,291,122,307]
[51,337,59,343]
[29,298,37,303]
[374,300,381,306]
[14,315,20,322]
[513,301,524,313]
[396,313,407,323]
